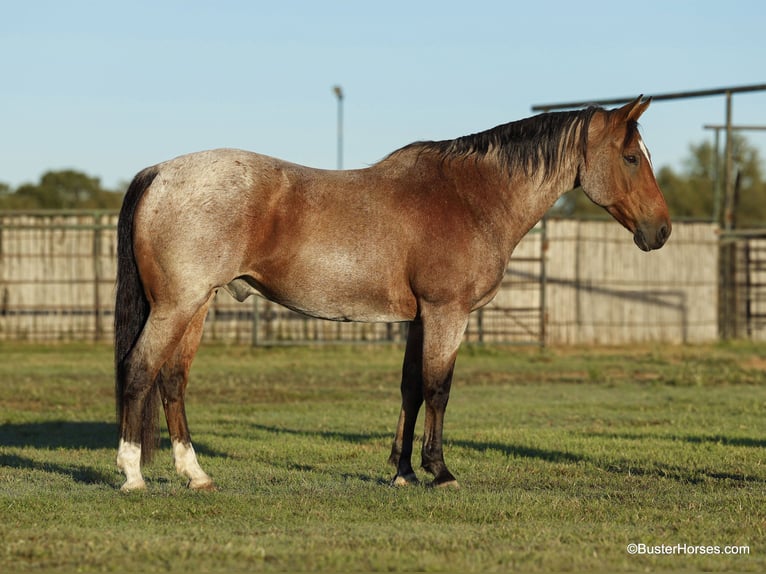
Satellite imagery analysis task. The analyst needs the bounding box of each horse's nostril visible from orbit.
[657,224,670,245]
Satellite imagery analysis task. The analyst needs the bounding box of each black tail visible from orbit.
[115,166,160,464]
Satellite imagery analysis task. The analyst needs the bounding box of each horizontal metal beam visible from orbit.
[703,124,766,131]
[531,83,766,112]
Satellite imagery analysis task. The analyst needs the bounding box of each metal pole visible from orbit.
[721,92,736,339]
[251,296,259,347]
[531,82,766,112]
[333,85,344,170]
[712,127,721,225]
[92,212,103,341]
[723,91,734,232]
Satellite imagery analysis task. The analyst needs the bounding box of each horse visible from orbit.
[114,96,670,492]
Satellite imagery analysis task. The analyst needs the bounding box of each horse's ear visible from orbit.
[628,96,651,121]
[587,108,609,144]
[615,96,651,123]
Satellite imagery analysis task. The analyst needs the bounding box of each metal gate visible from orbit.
[464,220,546,346]
[742,234,766,337]
[719,229,766,340]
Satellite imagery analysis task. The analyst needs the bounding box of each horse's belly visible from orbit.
[282,274,416,323]
[225,275,416,324]
[289,299,412,323]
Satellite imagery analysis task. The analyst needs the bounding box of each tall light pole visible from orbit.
[332,85,344,170]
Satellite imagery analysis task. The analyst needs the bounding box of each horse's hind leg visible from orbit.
[389,319,424,486]
[157,298,214,490]
[117,297,211,492]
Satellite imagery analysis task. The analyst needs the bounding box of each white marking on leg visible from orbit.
[116,439,146,492]
[638,135,653,169]
[172,440,214,489]
[391,472,419,487]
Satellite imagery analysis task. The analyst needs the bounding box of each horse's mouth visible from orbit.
[634,223,671,252]
[634,230,651,252]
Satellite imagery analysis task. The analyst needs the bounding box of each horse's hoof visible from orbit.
[188,479,217,491]
[429,471,460,489]
[119,479,147,493]
[390,472,419,487]
[432,479,460,489]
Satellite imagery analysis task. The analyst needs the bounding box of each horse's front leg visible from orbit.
[389,319,424,486]
[419,306,467,488]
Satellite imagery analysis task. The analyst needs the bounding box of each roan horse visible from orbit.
[115,96,670,492]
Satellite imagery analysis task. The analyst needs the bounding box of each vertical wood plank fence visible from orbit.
[0,212,118,341]
[0,212,727,345]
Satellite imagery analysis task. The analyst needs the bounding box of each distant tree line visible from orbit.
[0,170,124,210]
[1,136,765,227]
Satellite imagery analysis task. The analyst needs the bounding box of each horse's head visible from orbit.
[579,97,671,251]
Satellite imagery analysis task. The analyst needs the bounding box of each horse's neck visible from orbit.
[513,161,579,218]
[469,153,581,246]
[384,146,580,250]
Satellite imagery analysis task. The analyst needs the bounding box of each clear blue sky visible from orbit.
[3,0,765,190]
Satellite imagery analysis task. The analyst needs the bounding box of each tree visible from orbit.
[0,170,124,210]
[660,135,766,226]
[657,140,718,220]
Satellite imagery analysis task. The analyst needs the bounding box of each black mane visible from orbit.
[393,107,601,181]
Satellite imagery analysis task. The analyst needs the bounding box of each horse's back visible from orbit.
[130,146,507,323]
[131,148,422,322]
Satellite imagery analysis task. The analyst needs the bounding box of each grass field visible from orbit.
[1,341,765,572]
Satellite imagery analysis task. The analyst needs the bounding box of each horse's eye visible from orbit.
[624,154,638,165]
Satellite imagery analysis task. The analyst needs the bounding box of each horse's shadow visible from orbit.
[450,436,765,484]
[0,421,116,485]
[247,424,766,484]
[0,421,225,487]
[2,421,762,487]
[0,421,114,450]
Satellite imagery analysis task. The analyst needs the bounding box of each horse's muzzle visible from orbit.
[634,221,671,252]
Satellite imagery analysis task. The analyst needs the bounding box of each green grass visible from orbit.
[1,341,765,572]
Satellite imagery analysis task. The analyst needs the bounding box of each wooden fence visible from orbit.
[0,212,721,345]
[0,212,118,342]
[544,220,718,344]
